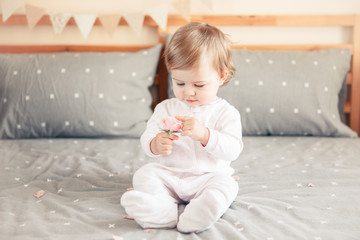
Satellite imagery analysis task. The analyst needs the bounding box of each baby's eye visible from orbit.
[176,82,185,86]
[195,84,205,88]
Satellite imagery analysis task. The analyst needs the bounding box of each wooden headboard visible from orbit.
[1,14,360,135]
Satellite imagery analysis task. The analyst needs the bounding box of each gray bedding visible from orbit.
[1,136,359,240]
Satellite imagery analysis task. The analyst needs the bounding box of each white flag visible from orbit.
[1,0,24,22]
[25,4,45,29]
[199,0,213,11]
[74,14,97,40]
[48,11,71,35]
[123,11,145,35]
[172,0,191,22]
[99,15,121,37]
[147,3,169,31]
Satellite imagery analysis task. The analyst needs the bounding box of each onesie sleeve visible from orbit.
[204,106,243,161]
[140,102,166,158]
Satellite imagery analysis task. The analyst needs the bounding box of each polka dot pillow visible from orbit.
[0,44,162,138]
[218,49,357,137]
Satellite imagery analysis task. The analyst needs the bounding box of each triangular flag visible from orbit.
[99,15,121,37]
[199,0,213,11]
[25,4,45,29]
[123,11,144,36]
[74,14,97,40]
[48,11,71,34]
[146,3,169,31]
[1,0,24,22]
[172,0,191,22]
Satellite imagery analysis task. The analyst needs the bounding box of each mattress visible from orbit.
[1,136,359,240]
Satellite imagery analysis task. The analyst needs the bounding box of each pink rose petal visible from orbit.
[34,190,46,198]
[123,215,134,220]
[161,116,183,132]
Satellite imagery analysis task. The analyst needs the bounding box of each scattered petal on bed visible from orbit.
[123,215,134,220]
[232,175,240,181]
[34,190,46,198]
[307,183,314,187]
[144,229,156,233]
[126,187,134,191]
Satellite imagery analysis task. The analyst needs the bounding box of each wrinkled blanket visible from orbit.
[1,137,359,240]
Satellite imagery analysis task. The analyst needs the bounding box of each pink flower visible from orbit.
[161,116,183,133]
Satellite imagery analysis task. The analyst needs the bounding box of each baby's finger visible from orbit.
[169,134,179,140]
[175,116,192,122]
[160,145,172,155]
[181,130,192,137]
[160,138,174,146]
[175,116,184,121]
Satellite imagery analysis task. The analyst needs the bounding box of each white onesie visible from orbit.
[121,98,243,233]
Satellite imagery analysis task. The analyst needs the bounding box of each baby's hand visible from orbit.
[176,116,209,146]
[150,132,179,155]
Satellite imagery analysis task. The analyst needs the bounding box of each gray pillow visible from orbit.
[0,44,162,138]
[168,48,356,137]
[219,49,356,137]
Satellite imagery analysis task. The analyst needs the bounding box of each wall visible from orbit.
[0,0,360,45]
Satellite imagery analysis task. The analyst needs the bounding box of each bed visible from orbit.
[1,14,360,240]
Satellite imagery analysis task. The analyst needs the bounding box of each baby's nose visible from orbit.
[185,86,196,95]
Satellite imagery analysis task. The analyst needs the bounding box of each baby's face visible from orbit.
[171,57,225,108]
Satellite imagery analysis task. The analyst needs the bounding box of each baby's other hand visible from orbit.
[175,116,209,146]
[150,132,179,155]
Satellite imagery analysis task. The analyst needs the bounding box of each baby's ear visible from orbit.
[219,72,228,86]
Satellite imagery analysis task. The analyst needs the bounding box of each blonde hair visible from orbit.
[164,22,235,86]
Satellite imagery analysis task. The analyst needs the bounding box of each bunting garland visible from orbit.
[0,0,214,40]
[1,0,23,22]
[99,15,121,37]
[146,3,170,31]
[74,14,97,39]
[123,11,145,36]
[200,0,214,11]
[25,4,45,29]
[48,11,71,34]
[173,0,191,22]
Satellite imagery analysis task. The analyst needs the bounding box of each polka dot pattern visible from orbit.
[217,48,356,137]
[0,136,358,239]
[0,44,162,138]
[230,136,360,240]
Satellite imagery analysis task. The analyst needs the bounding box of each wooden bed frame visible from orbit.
[1,14,359,136]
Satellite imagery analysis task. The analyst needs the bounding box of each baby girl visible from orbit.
[121,22,243,233]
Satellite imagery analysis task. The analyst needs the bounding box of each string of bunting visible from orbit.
[0,0,213,39]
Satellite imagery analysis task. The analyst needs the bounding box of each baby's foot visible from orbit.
[121,190,178,229]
